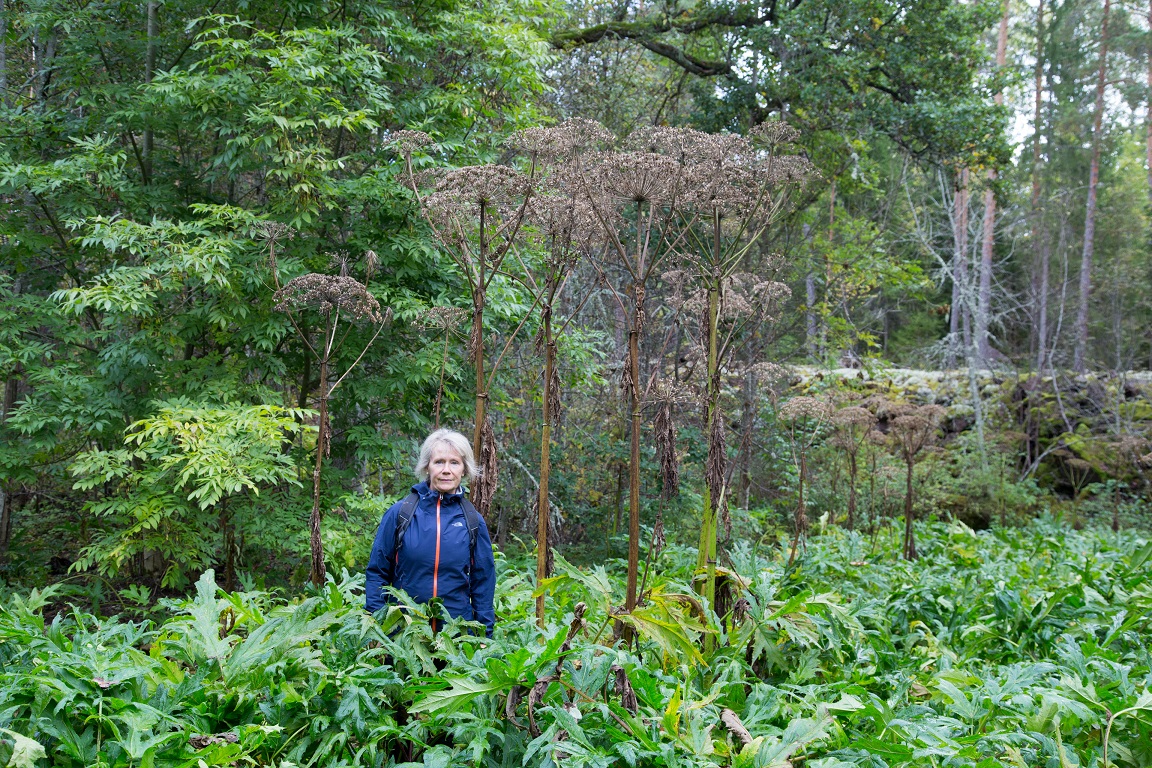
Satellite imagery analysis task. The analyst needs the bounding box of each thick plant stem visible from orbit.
[309,346,330,587]
[625,319,641,613]
[697,277,721,612]
[903,461,916,560]
[220,497,234,592]
[535,311,554,626]
[625,202,648,617]
[434,326,450,428]
[787,452,806,568]
[847,453,858,531]
[472,203,488,471]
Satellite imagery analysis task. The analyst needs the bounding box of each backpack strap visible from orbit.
[393,492,420,566]
[460,499,482,574]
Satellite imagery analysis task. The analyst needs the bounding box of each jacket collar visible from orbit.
[412,479,466,502]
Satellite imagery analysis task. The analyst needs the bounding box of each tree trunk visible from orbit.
[805,269,818,359]
[143,1,157,183]
[535,308,554,626]
[1075,0,1111,372]
[950,168,972,366]
[976,0,1010,366]
[1033,0,1049,372]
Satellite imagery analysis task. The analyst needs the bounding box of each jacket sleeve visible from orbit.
[469,518,497,637]
[365,503,399,614]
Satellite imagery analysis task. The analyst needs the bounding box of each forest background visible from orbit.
[2,0,1152,766]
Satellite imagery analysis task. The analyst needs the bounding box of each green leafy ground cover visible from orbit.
[1,520,1149,768]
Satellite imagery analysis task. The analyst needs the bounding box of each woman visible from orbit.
[365,429,496,636]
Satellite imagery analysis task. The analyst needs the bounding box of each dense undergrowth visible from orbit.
[1,519,1150,768]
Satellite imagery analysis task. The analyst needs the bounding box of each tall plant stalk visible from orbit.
[264,228,389,586]
[395,132,536,515]
[659,123,807,610]
[779,397,831,567]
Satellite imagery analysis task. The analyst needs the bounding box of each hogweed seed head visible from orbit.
[590,151,681,205]
[779,396,832,423]
[509,119,614,159]
[273,273,385,323]
[253,221,295,242]
[751,121,800,148]
[390,130,433,155]
[416,305,468,332]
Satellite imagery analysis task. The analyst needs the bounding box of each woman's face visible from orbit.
[428,444,465,493]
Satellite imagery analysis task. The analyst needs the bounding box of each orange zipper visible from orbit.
[432,496,442,631]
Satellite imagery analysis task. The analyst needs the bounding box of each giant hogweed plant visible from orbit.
[0,520,1150,767]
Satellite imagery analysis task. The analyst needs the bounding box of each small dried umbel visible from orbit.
[779,396,833,424]
[887,404,946,560]
[424,165,531,224]
[273,274,384,323]
[389,129,434,155]
[778,396,832,567]
[416,305,468,332]
[526,193,600,268]
[751,120,801,148]
[831,405,878,530]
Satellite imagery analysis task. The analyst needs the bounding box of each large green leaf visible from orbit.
[0,729,47,768]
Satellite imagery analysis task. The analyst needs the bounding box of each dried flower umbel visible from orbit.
[273,274,384,323]
[886,404,946,560]
[509,119,615,161]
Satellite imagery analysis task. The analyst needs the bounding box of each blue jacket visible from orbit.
[365,481,496,635]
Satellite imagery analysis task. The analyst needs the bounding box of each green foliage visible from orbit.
[1,521,1149,767]
[68,400,311,587]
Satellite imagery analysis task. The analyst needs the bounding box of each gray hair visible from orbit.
[414,428,479,484]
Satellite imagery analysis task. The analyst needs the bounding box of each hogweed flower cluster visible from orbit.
[416,305,468,333]
[389,130,434,156]
[779,396,833,424]
[273,274,385,324]
[508,119,615,160]
[832,405,877,445]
